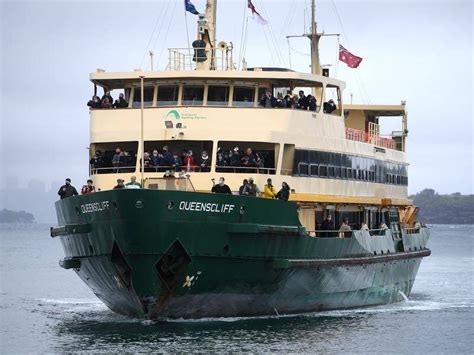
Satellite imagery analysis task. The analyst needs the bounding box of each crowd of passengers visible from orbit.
[87,91,128,109]
[216,147,269,171]
[86,89,338,113]
[259,90,337,113]
[90,145,272,173]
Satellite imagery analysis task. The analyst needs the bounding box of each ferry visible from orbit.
[51,0,430,319]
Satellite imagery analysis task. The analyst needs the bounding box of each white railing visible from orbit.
[167,47,235,71]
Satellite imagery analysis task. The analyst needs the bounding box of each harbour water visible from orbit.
[0,224,472,353]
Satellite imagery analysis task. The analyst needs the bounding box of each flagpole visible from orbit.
[139,75,145,187]
[184,9,192,69]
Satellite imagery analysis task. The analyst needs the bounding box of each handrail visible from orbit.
[345,127,396,150]
[215,166,276,174]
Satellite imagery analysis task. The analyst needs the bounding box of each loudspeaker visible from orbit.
[322,68,329,77]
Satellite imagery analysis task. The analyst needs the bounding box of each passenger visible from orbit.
[87,95,101,109]
[58,178,78,199]
[162,146,173,167]
[101,97,113,109]
[122,151,132,169]
[171,152,183,172]
[241,148,256,169]
[360,222,369,231]
[242,177,260,197]
[380,222,388,230]
[112,148,122,170]
[263,178,277,199]
[323,99,337,114]
[216,151,226,167]
[283,90,293,108]
[89,154,100,170]
[143,152,152,168]
[199,150,211,172]
[211,177,232,194]
[101,91,113,106]
[320,214,334,238]
[125,175,141,189]
[276,92,286,108]
[276,182,290,201]
[81,179,96,195]
[255,153,264,169]
[239,179,248,195]
[308,94,317,111]
[113,178,125,189]
[259,90,277,108]
[151,150,164,167]
[113,93,128,108]
[297,90,309,110]
[230,147,241,167]
[184,150,195,171]
[338,217,352,238]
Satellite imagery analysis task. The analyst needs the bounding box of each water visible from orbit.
[1,224,472,353]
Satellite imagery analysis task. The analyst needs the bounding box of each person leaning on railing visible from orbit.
[263,178,277,199]
[275,182,290,201]
[338,217,352,238]
[320,214,334,238]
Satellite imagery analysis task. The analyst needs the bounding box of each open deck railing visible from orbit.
[345,128,396,150]
[167,47,235,71]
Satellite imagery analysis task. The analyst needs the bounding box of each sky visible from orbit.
[0,0,473,195]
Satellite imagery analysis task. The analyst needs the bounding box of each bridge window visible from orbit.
[233,87,255,107]
[207,85,229,106]
[132,86,154,108]
[89,141,138,175]
[182,85,204,106]
[157,85,179,106]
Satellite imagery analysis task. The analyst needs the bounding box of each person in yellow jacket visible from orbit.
[263,178,277,199]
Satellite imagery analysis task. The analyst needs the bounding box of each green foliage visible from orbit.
[410,189,474,224]
[0,209,35,223]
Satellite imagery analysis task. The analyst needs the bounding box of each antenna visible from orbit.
[149,51,154,71]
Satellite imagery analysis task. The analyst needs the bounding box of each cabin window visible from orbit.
[207,85,229,106]
[157,85,179,106]
[216,141,279,175]
[233,87,255,107]
[291,148,407,186]
[133,86,154,108]
[324,85,341,115]
[89,141,138,175]
[182,85,204,106]
[143,140,213,173]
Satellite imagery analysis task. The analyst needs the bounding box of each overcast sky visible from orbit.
[0,0,472,194]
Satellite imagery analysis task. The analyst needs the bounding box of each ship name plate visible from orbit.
[179,201,234,214]
[80,201,110,214]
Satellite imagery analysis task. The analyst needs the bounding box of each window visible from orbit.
[89,141,138,174]
[207,86,229,106]
[291,149,408,185]
[217,141,279,174]
[324,85,341,115]
[133,86,154,108]
[182,85,204,106]
[233,87,255,107]
[157,85,178,106]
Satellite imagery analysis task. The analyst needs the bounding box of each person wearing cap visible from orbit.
[113,178,125,189]
[263,178,277,199]
[323,99,337,114]
[211,177,232,194]
[58,178,79,199]
[338,217,352,238]
[125,176,141,189]
[242,177,260,197]
[81,179,96,195]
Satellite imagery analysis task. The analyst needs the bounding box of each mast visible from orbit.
[309,0,321,75]
[195,0,217,70]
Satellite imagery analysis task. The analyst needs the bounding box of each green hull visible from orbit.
[53,189,430,319]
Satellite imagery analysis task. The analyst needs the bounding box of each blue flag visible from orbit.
[185,0,200,15]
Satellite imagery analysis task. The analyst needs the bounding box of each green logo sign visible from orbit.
[166,110,181,120]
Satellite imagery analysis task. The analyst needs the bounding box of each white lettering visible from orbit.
[80,201,110,214]
[177,201,235,214]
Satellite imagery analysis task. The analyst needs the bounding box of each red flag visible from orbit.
[339,44,363,68]
[247,0,268,25]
